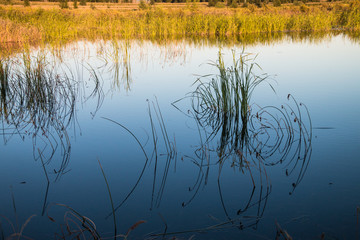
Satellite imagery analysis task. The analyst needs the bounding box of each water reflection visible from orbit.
[0,35,359,239]
[103,98,177,218]
[100,40,132,92]
[1,45,312,237]
[2,30,360,62]
[91,50,314,237]
[165,51,312,234]
[0,53,73,179]
[0,52,103,180]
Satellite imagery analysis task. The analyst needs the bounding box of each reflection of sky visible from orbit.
[1,35,360,239]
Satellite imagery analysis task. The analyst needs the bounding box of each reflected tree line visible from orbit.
[0,44,312,238]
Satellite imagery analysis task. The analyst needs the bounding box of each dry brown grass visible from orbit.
[0,18,41,43]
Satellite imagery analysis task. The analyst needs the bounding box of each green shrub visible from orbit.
[24,0,30,7]
[73,0,78,8]
[79,0,86,6]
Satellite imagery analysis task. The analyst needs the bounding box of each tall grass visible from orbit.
[190,50,271,152]
[0,2,359,44]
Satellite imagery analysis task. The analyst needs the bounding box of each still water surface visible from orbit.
[1,34,360,239]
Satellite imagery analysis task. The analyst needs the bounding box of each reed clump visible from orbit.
[185,50,312,195]
[0,3,359,44]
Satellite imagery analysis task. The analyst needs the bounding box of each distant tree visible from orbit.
[24,0,30,7]
[59,0,69,8]
[80,0,86,6]
[1,0,12,5]
[273,0,281,6]
[208,0,217,6]
[73,0,78,8]
[230,0,238,7]
[139,0,148,9]
[254,0,261,7]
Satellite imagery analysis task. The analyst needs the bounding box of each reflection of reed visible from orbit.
[249,95,312,194]
[0,53,103,180]
[190,50,311,186]
[2,31,359,60]
[104,97,176,219]
[148,98,177,210]
[100,39,190,93]
[171,50,312,234]
[0,54,74,180]
[101,40,132,92]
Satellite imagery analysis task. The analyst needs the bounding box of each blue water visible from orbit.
[1,34,360,239]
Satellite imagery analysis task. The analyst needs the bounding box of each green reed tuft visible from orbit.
[182,50,312,196]
[191,50,272,144]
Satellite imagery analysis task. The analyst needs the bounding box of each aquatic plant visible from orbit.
[187,50,311,189]
[190,50,271,145]
[0,188,36,240]
[169,50,312,233]
[45,202,146,239]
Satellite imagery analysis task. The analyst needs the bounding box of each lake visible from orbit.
[1,32,360,239]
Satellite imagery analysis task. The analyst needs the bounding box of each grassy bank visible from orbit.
[0,1,360,44]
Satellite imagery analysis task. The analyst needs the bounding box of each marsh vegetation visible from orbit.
[0,0,360,46]
[0,0,359,237]
[0,43,315,238]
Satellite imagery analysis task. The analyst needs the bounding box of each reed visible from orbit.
[180,50,312,197]
[190,50,272,149]
[0,188,36,240]
[0,2,359,44]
